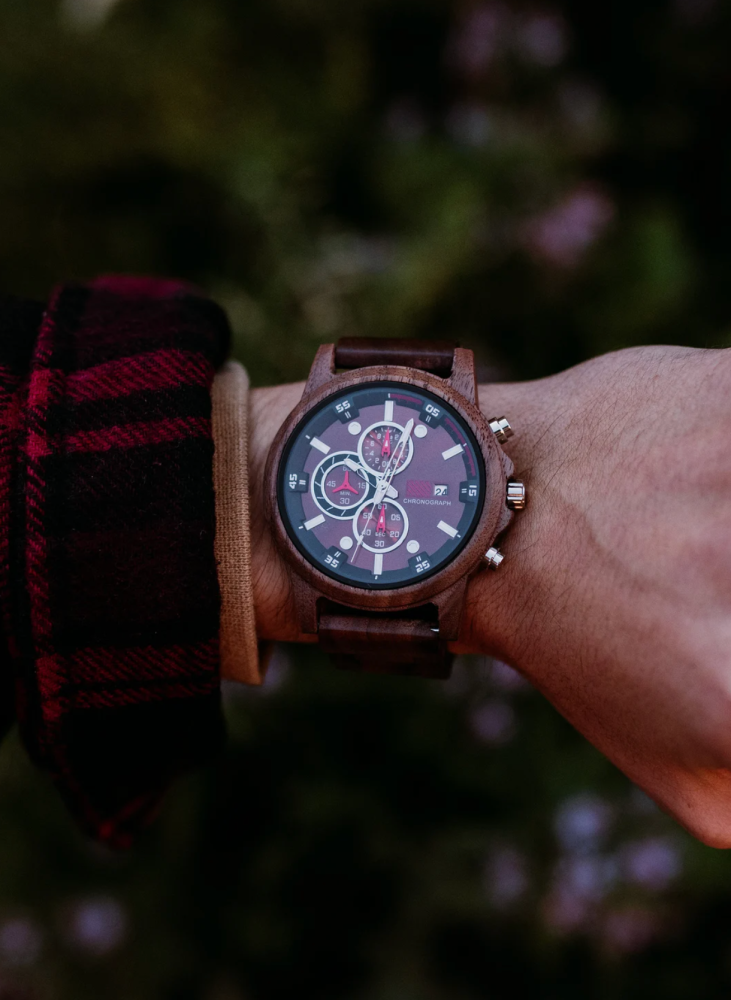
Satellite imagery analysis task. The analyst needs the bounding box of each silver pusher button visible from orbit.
[489,417,513,444]
[506,480,526,510]
[484,547,505,570]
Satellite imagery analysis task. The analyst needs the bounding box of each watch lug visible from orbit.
[432,577,469,642]
[304,344,336,393]
[500,446,515,480]
[496,502,514,537]
[446,348,477,403]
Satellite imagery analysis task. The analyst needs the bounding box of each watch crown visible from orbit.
[484,546,504,570]
[489,417,513,444]
[506,479,526,510]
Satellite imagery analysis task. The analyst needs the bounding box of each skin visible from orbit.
[245,346,731,847]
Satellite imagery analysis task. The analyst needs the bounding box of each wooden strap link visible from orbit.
[319,608,451,680]
[335,337,456,377]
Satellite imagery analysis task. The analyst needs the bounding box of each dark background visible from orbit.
[1,1,731,997]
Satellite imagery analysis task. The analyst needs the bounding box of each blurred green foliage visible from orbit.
[1,0,731,997]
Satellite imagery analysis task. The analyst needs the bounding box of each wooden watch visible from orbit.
[264,338,525,679]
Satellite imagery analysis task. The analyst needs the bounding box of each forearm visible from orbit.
[247,348,731,847]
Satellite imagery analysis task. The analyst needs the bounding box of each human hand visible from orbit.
[475,345,731,847]
[247,346,731,846]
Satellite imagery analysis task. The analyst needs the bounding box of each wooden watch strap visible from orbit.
[335,337,456,377]
[319,607,451,680]
[317,338,460,679]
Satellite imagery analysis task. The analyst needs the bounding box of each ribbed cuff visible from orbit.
[212,361,262,685]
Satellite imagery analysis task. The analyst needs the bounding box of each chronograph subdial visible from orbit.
[352,498,409,554]
[358,421,414,476]
[312,451,377,519]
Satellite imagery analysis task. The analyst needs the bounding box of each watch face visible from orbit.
[278,381,487,590]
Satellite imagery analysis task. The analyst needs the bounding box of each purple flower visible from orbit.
[522,187,614,267]
[446,4,509,78]
[543,885,591,933]
[544,854,617,933]
[601,905,658,953]
[553,855,617,904]
[554,793,613,852]
[63,897,127,956]
[469,700,516,745]
[621,837,682,891]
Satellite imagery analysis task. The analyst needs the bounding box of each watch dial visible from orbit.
[278,381,486,590]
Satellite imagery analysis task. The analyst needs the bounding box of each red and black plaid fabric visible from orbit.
[0,276,230,847]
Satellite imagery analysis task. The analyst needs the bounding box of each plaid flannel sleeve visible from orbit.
[0,276,231,848]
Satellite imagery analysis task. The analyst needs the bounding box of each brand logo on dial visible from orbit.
[278,381,485,590]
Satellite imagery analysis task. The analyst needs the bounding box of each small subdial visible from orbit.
[358,421,414,476]
[352,498,409,553]
[312,451,376,519]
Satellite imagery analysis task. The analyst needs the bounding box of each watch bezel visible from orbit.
[264,364,510,613]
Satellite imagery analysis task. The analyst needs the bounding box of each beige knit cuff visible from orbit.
[212,361,262,685]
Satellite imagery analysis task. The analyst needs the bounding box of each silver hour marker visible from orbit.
[384,400,394,422]
[414,424,428,439]
[437,520,458,538]
[310,437,330,455]
[406,539,420,553]
[339,536,354,550]
[303,513,326,531]
[373,552,383,576]
[348,421,361,436]
[441,443,464,461]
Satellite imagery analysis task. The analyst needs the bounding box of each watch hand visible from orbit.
[351,419,413,564]
[375,505,387,535]
[378,418,413,497]
[351,505,376,564]
[381,427,391,457]
[331,469,359,494]
[343,457,398,497]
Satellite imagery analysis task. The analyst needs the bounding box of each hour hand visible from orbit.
[344,457,398,498]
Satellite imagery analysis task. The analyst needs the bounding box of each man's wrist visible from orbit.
[247,378,548,657]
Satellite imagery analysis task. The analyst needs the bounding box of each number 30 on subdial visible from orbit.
[353,499,409,553]
[312,451,374,519]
